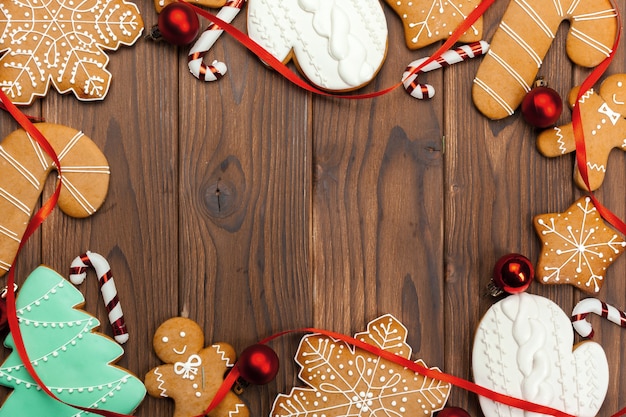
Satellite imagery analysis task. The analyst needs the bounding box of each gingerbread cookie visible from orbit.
[0,0,143,105]
[537,74,626,191]
[0,265,146,416]
[384,0,483,50]
[145,317,249,417]
[271,314,450,417]
[247,0,388,92]
[534,196,626,294]
[473,292,609,417]
[473,0,618,119]
[0,123,110,277]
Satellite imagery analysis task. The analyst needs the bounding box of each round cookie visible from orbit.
[145,317,249,417]
[0,0,143,104]
[384,0,483,50]
[537,74,626,191]
[246,0,388,92]
[473,292,609,417]
[0,123,110,277]
[473,0,618,119]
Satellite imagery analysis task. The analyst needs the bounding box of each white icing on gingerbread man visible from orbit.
[537,74,626,191]
[145,317,249,417]
[246,0,388,91]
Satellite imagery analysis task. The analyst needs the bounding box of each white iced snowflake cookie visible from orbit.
[473,292,609,417]
[247,0,388,92]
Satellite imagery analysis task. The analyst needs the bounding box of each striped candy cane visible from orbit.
[69,251,129,344]
[402,41,489,99]
[188,0,245,81]
[571,298,626,339]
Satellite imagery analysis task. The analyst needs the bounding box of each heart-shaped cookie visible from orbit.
[473,293,609,417]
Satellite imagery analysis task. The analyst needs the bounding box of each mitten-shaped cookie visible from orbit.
[247,0,388,92]
[473,292,609,417]
[537,74,626,191]
[0,124,110,277]
[473,0,617,119]
[145,318,249,417]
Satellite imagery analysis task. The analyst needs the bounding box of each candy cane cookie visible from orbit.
[0,123,110,277]
[572,298,626,339]
[70,251,129,344]
[188,0,245,81]
[473,0,618,120]
[403,41,489,99]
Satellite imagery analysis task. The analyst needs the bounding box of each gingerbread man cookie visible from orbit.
[247,0,388,92]
[473,292,609,417]
[0,123,110,277]
[473,0,618,119]
[537,74,626,191]
[384,0,483,50]
[145,317,249,417]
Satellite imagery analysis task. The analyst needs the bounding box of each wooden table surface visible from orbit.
[1,1,625,416]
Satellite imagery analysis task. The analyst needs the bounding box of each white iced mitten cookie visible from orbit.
[247,0,388,92]
[473,293,609,417]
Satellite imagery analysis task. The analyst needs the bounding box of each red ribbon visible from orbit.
[183,0,496,99]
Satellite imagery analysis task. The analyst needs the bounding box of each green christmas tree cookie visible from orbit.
[0,266,146,416]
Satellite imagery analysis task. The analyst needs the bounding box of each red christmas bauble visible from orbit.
[157,2,200,46]
[237,344,279,385]
[437,407,472,417]
[521,86,563,128]
[492,253,534,294]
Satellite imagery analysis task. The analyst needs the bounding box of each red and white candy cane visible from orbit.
[402,40,489,99]
[571,298,626,339]
[69,251,129,344]
[188,0,245,81]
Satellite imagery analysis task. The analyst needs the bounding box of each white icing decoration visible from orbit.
[473,293,609,417]
[247,0,387,91]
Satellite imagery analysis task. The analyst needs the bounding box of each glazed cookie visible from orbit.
[0,266,146,416]
[473,292,609,417]
[384,0,483,50]
[271,314,450,417]
[0,0,143,104]
[145,317,249,417]
[247,0,388,92]
[473,0,618,119]
[0,124,110,277]
[534,197,626,294]
[537,74,626,191]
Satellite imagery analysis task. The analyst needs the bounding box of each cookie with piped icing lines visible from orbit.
[473,0,618,120]
[473,292,609,417]
[246,0,388,92]
[384,0,483,50]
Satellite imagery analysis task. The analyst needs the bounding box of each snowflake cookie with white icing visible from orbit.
[247,0,388,92]
[537,74,626,191]
[533,196,626,293]
[384,0,483,50]
[473,292,609,417]
[271,314,451,417]
[0,0,144,105]
[144,317,249,417]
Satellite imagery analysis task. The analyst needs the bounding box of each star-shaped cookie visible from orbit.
[534,196,626,293]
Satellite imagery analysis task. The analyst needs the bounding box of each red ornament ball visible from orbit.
[157,2,200,46]
[492,253,534,294]
[237,344,279,385]
[521,86,563,128]
[437,407,472,417]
